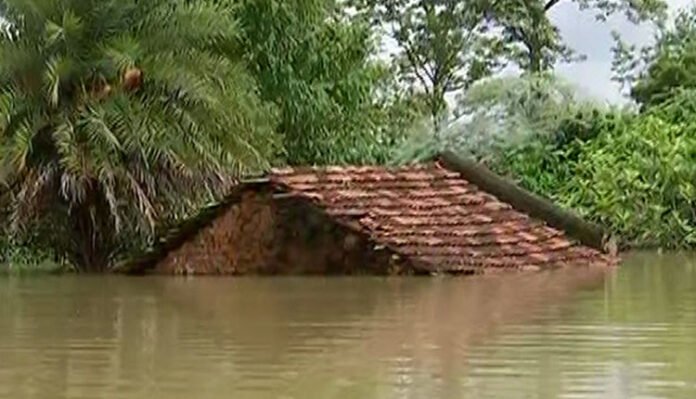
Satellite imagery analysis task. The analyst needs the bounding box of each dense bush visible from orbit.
[0,233,69,274]
[396,75,696,249]
[496,92,696,248]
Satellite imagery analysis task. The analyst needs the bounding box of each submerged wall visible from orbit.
[155,190,410,275]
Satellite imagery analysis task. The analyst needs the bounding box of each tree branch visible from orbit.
[402,44,433,95]
[544,0,562,12]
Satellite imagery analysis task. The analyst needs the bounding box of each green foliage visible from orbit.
[237,0,415,165]
[564,113,696,247]
[0,0,677,268]
[0,0,278,271]
[565,0,666,23]
[493,109,627,198]
[494,91,696,249]
[357,0,666,125]
[0,261,66,276]
[0,210,70,273]
[396,73,696,249]
[0,241,68,275]
[614,4,696,108]
[0,0,424,270]
[353,0,505,126]
[491,1,578,73]
[492,0,667,73]
[392,74,598,164]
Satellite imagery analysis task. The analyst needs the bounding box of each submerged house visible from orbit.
[121,153,617,275]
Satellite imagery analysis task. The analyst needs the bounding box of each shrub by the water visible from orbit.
[0,237,69,275]
[496,99,696,248]
[395,76,696,249]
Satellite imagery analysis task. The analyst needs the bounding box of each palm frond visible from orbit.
[0,0,281,270]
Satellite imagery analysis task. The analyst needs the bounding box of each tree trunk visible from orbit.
[70,185,109,273]
[528,44,542,74]
[430,88,448,135]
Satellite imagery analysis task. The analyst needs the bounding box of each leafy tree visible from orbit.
[491,0,667,73]
[236,0,413,165]
[352,0,505,129]
[613,4,696,108]
[478,88,696,249]
[0,0,278,271]
[392,74,600,164]
[353,0,665,126]
[490,1,576,73]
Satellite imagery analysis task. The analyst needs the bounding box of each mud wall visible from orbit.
[155,191,410,275]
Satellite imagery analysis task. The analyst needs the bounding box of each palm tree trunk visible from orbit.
[70,185,109,273]
[73,209,102,272]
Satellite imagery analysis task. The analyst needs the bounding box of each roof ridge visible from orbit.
[271,163,439,175]
[437,151,610,252]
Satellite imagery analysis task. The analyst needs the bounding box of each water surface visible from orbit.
[1,252,695,398]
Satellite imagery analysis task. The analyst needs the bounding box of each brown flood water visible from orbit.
[1,252,696,399]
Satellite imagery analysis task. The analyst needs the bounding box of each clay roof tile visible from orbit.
[270,163,615,274]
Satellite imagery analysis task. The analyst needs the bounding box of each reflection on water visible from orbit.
[1,253,695,398]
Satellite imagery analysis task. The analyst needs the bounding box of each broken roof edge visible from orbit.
[437,151,611,253]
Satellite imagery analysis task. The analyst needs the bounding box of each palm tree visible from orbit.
[0,0,279,271]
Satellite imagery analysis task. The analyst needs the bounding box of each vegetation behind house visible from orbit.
[4,0,696,271]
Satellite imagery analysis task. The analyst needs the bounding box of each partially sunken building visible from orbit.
[121,153,617,275]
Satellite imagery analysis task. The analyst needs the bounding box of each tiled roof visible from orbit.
[270,162,616,273]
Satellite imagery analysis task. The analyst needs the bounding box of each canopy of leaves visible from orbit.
[237,0,411,165]
[617,4,696,108]
[0,0,278,270]
[494,90,696,249]
[491,0,666,73]
[392,74,600,164]
[572,0,666,22]
[490,1,576,72]
[352,0,505,124]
